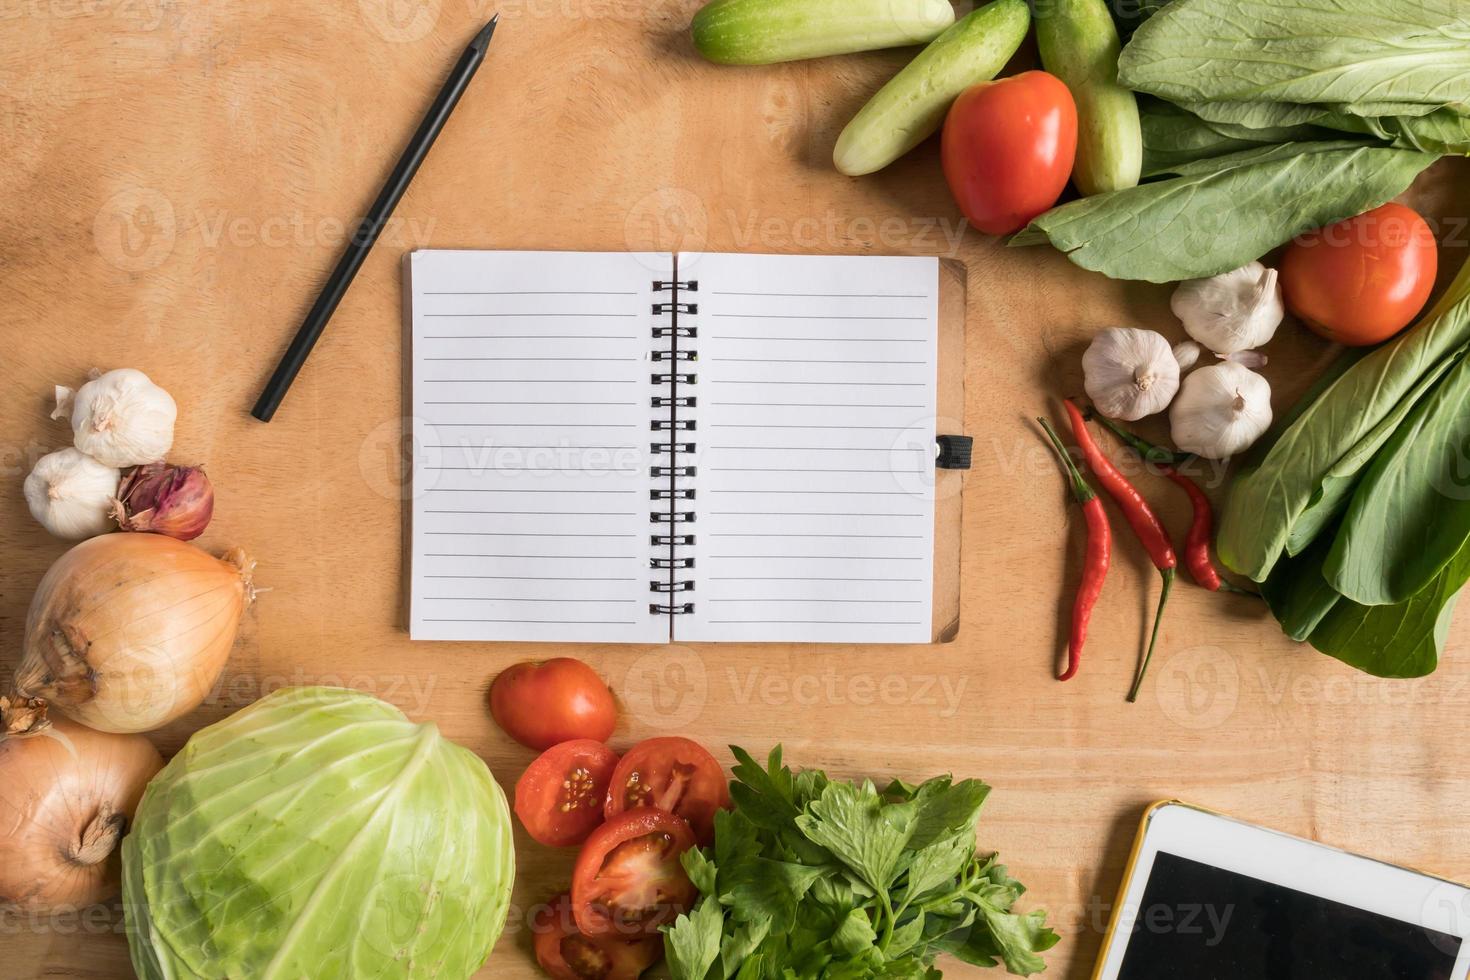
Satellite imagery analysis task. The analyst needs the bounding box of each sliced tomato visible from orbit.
[531,892,664,980]
[516,740,621,848]
[571,808,698,938]
[603,737,730,846]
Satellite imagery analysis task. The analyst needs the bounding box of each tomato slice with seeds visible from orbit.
[603,737,730,846]
[532,893,663,980]
[516,740,620,848]
[571,808,698,938]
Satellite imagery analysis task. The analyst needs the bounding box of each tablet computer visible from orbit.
[1093,801,1470,980]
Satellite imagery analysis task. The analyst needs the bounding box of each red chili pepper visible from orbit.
[1061,399,1175,704]
[1084,410,1256,597]
[1038,417,1111,682]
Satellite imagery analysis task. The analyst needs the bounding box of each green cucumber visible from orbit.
[1035,0,1143,195]
[691,0,955,67]
[832,0,1031,177]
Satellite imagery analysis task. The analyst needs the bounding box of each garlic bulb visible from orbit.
[1170,261,1284,355]
[23,448,122,540]
[59,369,176,468]
[1170,361,1273,459]
[1082,328,1181,421]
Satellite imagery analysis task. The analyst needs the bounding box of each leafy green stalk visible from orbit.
[1218,255,1470,581]
[1011,142,1437,282]
[663,747,1058,979]
[1117,0,1470,111]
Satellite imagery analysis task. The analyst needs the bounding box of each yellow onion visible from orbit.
[0,705,163,912]
[14,534,256,734]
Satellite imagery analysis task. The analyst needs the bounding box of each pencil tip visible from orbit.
[471,15,498,49]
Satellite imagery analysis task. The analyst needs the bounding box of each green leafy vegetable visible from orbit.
[1262,522,1470,677]
[1325,350,1470,604]
[1311,538,1470,677]
[1010,142,1436,282]
[122,687,516,980]
[663,746,1057,979]
[1139,99,1332,174]
[1117,0,1470,112]
[1219,258,1470,582]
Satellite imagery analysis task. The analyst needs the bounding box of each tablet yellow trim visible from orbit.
[1088,799,1470,979]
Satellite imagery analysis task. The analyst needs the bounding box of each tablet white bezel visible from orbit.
[1094,802,1470,980]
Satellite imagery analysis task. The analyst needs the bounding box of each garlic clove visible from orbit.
[1172,340,1204,372]
[50,386,75,422]
[1170,260,1285,355]
[1222,349,1269,370]
[23,448,123,540]
[64,368,176,468]
[1082,327,1181,422]
[1169,361,1273,460]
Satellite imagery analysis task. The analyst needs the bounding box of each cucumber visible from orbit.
[692,0,955,67]
[1035,0,1143,195]
[832,0,1031,177]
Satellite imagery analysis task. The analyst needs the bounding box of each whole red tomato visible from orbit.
[1282,202,1438,346]
[489,658,616,750]
[942,71,1078,236]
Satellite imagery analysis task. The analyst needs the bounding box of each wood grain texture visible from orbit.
[3,2,1469,977]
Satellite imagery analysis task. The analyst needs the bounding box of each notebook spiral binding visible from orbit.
[650,278,698,616]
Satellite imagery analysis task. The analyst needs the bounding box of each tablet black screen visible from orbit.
[1116,851,1462,980]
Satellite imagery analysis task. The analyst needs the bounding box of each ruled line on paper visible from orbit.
[676,252,938,645]
[409,248,672,644]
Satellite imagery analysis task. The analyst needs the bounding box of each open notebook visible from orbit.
[404,250,964,645]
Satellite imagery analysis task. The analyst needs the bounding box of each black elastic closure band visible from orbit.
[936,434,973,470]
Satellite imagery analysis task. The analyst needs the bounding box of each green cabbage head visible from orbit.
[122,686,515,979]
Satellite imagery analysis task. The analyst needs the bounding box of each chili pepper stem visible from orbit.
[1127,567,1174,703]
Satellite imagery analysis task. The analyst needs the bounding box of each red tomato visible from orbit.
[516,740,621,847]
[1282,202,1438,346]
[603,737,730,846]
[531,893,664,980]
[490,658,617,750]
[941,70,1078,236]
[571,808,699,938]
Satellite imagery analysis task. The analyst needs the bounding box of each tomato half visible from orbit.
[1281,202,1438,346]
[603,737,730,846]
[571,808,698,938]
[516,740,621,847]
[941,70,1078,236]
[531,893,664,980]
[490,658,617,751]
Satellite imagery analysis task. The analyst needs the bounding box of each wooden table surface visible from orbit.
[4,2,1469,978]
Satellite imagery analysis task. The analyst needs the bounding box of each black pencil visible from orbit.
[251,16,500,422]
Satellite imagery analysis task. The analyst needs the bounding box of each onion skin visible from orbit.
[0,714,162,913]
[16,534,255,734]
[113,463,214,541]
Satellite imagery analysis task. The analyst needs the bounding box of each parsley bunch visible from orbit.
[663,746,1059,980]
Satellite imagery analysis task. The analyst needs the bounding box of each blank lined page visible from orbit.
[678,253,939,644]
[406,249,669,644]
